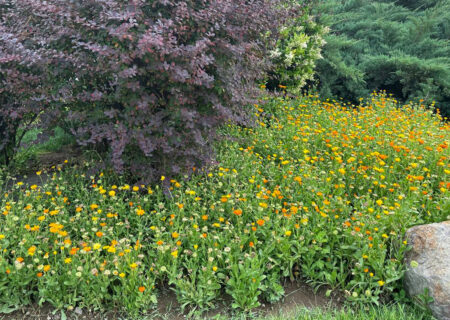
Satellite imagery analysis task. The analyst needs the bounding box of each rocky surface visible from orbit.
[404,221,450,320]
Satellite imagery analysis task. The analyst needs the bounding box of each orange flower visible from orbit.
[96,231,103,237]
[249,241,254,247]
[37,272,43,278]
[233,209,242,216]
[138,286,145,293]
[256,219,265,226]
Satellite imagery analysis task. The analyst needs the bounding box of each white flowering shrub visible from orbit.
[267,13,328,93]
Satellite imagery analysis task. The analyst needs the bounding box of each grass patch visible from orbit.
[260,304,433,320]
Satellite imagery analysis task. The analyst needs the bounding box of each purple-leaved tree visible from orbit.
[0,0,301,180]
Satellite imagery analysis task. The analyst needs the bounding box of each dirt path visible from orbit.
[0,280,342,320]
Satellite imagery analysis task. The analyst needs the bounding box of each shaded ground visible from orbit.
[2,148,97,191]
[0,281,342,320]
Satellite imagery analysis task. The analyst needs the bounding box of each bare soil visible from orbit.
[0,280,342,320]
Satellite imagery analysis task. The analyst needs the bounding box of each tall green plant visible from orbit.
[267,11,328,94]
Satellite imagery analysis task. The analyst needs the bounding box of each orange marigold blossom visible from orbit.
[233,209,242,216]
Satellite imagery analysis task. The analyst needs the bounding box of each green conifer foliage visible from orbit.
[313,0,450,117]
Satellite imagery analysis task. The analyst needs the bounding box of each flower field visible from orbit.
[0,93,448,315]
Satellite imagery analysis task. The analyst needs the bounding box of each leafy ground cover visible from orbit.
[0,93,448,317]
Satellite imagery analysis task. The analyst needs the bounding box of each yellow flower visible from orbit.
[132,186,139,192]
[172,232,179,239]
[36,171,42,176]
[161,176,165,181]
[259,202,268,208]
[93,243,101,251]
[108,190,116,197]
[378,280,385,286]
[130,263,138,269]
[64,258,72,264]
[285,230,292,236]
[107,247,116,253]
[43,265,51,272]
[119,272,125,278]
[171,250,178,258]
[28,246,37,256]
[376,200,383,206]
[0,235,4,240]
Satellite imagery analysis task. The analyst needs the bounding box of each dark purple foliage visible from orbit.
[0,0,297,179]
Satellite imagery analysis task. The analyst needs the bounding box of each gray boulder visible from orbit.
[404,221,450,320]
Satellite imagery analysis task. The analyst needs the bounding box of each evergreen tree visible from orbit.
[313,0,450,117]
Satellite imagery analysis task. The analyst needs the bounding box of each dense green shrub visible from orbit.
[312,0,450,117]
[0,0,296,179]
[266,9,328,93]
